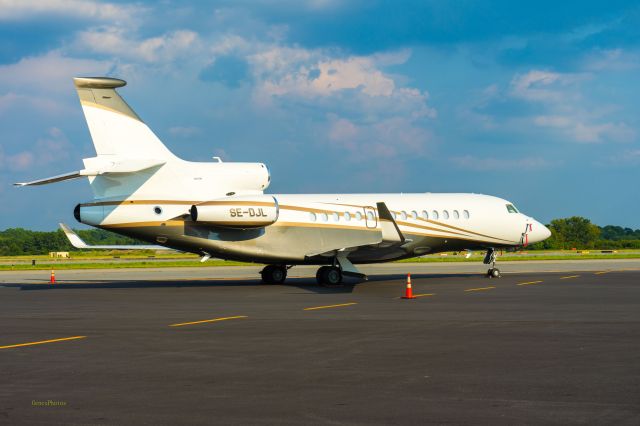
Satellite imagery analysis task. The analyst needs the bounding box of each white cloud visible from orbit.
[584,49,640,71]
[326,115,433,162]
[0,0,140,22]
[510,70,583,102]
[0,92,65,115]
[0,51,111,93]
[168,126,201,138]
[534,115,635,143]
[450,155,556,172]
[0,127,70,171]
[255,52,396,97]
[75,27,199,63]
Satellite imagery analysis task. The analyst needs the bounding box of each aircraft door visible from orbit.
[364,206,377,229]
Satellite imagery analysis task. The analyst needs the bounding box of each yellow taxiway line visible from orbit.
[169,315,248,327]
[464,286,496,292]
[0,335,86,350]
[560,275,580,280]
[304,302,357,311]
[517,280,543,286]
[594,271,612,275]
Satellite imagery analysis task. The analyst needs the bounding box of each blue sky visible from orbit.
[1,0,639,230]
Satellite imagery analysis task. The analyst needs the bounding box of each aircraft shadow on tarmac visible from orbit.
[6,273,479,293]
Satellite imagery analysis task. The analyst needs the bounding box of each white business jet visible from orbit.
[16,77,550,285]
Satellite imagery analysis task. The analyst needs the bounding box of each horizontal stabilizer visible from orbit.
[14,158,165,187]
[59,223,170,250]
[14,171,83,187]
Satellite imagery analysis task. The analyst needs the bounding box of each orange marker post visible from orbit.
[402,273,415,299]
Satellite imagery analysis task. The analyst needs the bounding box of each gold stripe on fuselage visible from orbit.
[84,199,513,243]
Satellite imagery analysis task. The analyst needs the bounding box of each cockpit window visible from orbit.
[506,204,519,214]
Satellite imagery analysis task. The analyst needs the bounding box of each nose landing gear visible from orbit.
[484,248,501,278]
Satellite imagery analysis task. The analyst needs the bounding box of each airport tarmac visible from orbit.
[1,258,640,284]
[1,261,639,425]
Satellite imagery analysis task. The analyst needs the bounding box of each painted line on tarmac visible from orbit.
[413,293,436,298]
[464,286,496,292]
[560,275,580,280]
[304,302,357,311]
[594,271,612,275]
[169,315,248,327]
[0,335,86,350]
[517,281,543,286]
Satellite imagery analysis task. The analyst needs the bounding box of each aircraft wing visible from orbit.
[60,223,170,250]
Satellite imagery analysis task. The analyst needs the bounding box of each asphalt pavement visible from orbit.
[1,263,639,425]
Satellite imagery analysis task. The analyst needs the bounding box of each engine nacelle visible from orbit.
[190,195,279,228]
[74,203,105,226]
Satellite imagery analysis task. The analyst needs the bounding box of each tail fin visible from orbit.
[74,77,175,160]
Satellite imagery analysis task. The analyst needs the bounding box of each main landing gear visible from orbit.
[484,248,501,278]
[316,265,343,286]
[260,264,288,284]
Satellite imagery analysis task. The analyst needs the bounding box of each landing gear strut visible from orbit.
[483,248,501,278]
[261,264,287,284]
[316,265,343,286]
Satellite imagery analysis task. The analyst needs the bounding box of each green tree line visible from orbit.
[0,228,142,256]
[531,217,640,250]
[1,217,639,255]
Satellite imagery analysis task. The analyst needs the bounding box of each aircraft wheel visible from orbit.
[261,265,287,284]
[321,266,343,286]
[487,268,501,278]
[315,267,327,285]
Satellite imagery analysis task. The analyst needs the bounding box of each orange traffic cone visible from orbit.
[50,270,56,284]
[402,273,415,299]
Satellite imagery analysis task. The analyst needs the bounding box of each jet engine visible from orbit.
[190,195,279,229]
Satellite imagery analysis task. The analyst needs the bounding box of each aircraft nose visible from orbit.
[529,220,551,243]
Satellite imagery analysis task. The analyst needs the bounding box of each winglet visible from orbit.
[59,223,89,248]
[376,202,406,243]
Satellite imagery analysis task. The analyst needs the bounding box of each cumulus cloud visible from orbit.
[253,49,397,97]
[75,27,199,63]
[467,69,636,144]
[0,51,111,93]
[0,0,140,22]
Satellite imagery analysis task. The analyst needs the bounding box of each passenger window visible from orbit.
[355,212,363,221]
[453,210,459,219]
[332,212,339,221]
[463,210,470,219]
[309,212,317,221]
[432,210,439,220]
[320,212,328,222]
[506,204,518,214]
[401,211,407,220]
[411,210,418,219]
[443,210,450,219]
[422,210,429,220]
[344,212,351,221]
[366,211,374,221]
